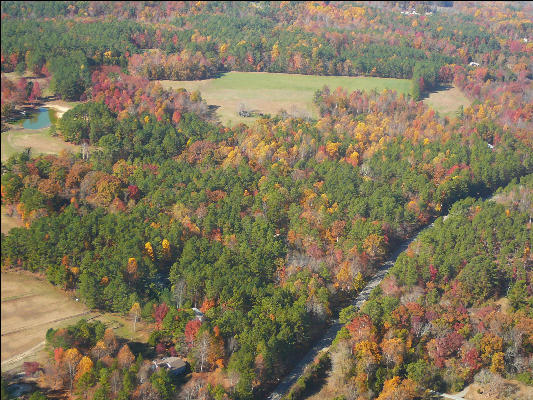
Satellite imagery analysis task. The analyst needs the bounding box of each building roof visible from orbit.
[153,357,187,370]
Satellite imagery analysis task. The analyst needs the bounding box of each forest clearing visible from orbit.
[423,85,471,116]
[0,206,23,234]
[159,72,468,124]
[158,71,413,124]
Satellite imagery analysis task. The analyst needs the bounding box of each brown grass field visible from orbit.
[424,85,471,117]
[1,206,24,235]
[1,271,91,370]
[1,127,80,162]
[0,271,152,372]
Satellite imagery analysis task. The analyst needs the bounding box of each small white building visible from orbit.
[192,307,205,321]
[469,62,480,67]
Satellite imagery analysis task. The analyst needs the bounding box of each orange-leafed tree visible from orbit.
[63,348,82,391]
[103,328,118,354]
[117,344,135,369]
[74,356,93,382]
[377,376,418,400]
[346,314,377,344]
[381,338,406,368]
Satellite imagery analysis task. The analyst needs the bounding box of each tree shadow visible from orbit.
[420,84,453,100]
[128,341,156,359]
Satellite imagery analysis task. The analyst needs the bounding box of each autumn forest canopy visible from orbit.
[0,1,532,400]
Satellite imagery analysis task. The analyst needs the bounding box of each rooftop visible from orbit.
[153,357,187,370]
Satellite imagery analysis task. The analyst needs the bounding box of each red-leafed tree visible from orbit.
[184,319,202,347]
[153,303,169,328]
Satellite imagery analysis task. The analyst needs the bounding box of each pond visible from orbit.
[22,107,57,129]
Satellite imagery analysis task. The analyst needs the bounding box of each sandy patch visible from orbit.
[42,100,76,118]
[465,380,533,400]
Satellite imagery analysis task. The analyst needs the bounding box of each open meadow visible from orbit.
[159,71,412,125]
[159,71,468,125]
[0,206,24,235]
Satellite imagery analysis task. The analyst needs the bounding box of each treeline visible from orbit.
[328,176,532,399]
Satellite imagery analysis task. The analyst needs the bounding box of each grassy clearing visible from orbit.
[424,85,471,117]
[94,313,151,343]
[159,72,411,125]
[3,71,53,97]
[1,126,79,162]
[1,206,24,235]
[1,271,89,367]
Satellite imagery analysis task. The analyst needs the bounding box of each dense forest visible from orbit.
[1,1,532,400]
[2,1,531,99]
[329,176,532,399]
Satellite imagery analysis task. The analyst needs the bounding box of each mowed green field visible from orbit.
[1,127,79,162]
[159,72,412,125]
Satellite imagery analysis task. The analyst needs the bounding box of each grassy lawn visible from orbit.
[1,127,79,162]
[159,72,412,125]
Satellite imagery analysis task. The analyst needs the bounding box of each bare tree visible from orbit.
[110,369,122,395]
[194,332,211,372]
[227,369,240,394]
[172,280,187,309]
[137,361,154,384]
[179,377,205,400]
[130,302,141,334]
[329,340,354,390]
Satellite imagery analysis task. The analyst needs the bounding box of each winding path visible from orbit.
[267,223,433,400]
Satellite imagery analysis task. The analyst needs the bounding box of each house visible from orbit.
[469,62,480,67]
[152,357,188,376]
[192,307,205,321]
